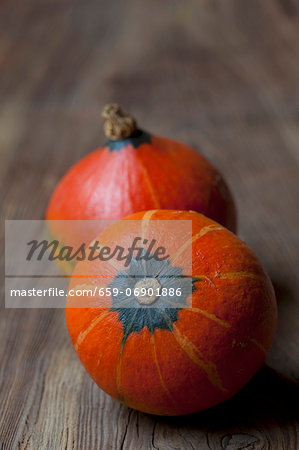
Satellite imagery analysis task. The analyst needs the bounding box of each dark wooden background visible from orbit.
[1,0,299,448]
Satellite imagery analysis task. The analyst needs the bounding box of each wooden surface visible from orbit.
[1,0,299,448]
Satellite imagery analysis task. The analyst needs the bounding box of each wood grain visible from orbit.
[1,0,299,448]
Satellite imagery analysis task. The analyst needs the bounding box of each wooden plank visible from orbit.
[1,0,299,448]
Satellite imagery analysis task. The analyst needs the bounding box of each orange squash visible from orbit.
[66,210,277,416]
[46,104,237,232]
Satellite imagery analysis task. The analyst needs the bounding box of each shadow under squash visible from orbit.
[147,366,299,448]
[271,278,294,306]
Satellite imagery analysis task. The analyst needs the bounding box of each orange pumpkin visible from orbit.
[66,210,277,416]
[46,104,237,232]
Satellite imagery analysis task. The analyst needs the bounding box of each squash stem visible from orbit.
[102,103,137,140]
